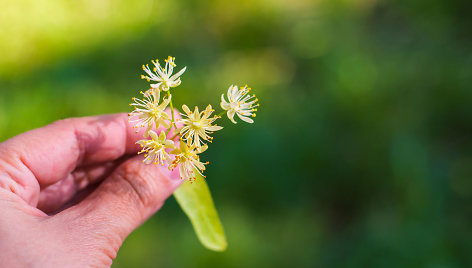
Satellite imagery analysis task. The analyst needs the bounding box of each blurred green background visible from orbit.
[1,0,472,267]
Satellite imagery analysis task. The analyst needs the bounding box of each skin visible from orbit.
[0,112,182,267]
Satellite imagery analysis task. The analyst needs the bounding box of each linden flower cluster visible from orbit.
[128,56,259,182]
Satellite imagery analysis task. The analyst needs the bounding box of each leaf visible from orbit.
[173,174,227,251]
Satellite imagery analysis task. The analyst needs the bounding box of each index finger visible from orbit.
[0,112,177,205]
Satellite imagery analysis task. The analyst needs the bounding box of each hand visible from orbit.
[0,113,182,267]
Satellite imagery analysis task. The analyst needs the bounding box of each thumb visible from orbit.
[55,156,182,255]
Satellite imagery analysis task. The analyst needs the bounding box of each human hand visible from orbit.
[0,113,182,267]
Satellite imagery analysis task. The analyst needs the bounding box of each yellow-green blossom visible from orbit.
[137,130,175,165]
[177,104,223,148]
[128,91,171,134]
[169,141,208,182]
[220,85,259,124]
[141,56,186,91]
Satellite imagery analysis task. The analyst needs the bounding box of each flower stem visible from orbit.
[170,133,180,140]
[166,92,179,137]
[169,92,177,127]
[217,111,225,117]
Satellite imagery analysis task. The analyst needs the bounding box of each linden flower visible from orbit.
[137,130,175,165]
[141,56,187,91]
[169,141,208,182]
[220,85,259,124]
[128,91,172,134]
[177,104,223,148]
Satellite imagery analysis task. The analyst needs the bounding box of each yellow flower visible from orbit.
[128,91,172,135]
[177,104,223,148]
[220,85,259,124]
[137,130,175,165]
[141,56,186,91]
[169,141,208,182]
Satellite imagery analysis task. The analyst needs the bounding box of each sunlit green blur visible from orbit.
[1,0,471,267]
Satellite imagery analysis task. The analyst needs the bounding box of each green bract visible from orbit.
[174,173,227,251]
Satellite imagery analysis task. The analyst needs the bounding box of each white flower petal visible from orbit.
[150,83,162,88]
[207,125,223,131]
[164,140,175,148]
[149,130,158,140]
[182,104,191,115]
[170,66,187,81]
[227,110,237,124]
[237,113,254,123]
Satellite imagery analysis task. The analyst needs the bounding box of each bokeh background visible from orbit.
[1,0,472,267]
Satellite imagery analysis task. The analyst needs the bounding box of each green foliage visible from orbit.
[174,174,227,252]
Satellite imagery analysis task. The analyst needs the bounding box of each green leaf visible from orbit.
[173,174,227,251]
